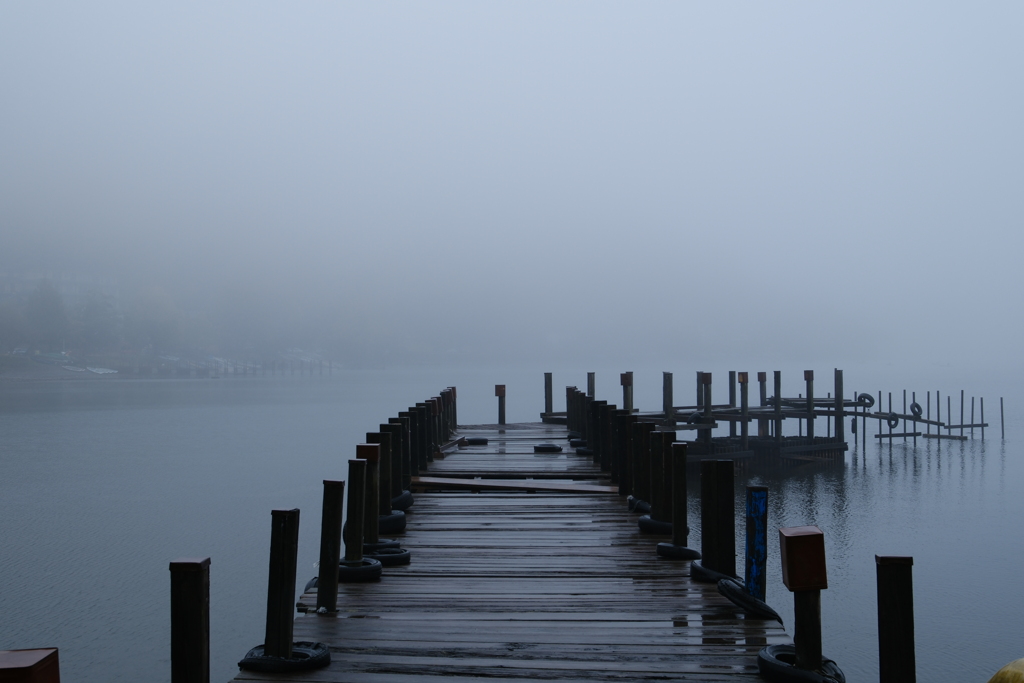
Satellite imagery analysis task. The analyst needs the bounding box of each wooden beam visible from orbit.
[410,476,617,494]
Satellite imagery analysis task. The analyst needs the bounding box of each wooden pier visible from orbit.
[233,421,788,683]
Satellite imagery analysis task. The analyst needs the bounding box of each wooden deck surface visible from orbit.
[232,423,788,682]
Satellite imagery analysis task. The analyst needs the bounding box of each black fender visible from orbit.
[756,644,845,683]
[238,642,330,672]
[717,578,783,622]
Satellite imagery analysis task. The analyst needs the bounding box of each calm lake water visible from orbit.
[1,366,1020,682]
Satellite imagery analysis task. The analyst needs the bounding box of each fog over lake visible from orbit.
[1,3,1023,682]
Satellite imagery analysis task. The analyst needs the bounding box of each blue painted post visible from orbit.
[745,486,768,601]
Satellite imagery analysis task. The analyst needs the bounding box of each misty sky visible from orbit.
[2,2,1022,368]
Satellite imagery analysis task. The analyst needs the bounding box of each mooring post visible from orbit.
[648,430,665,519]
[671,443,689,546]
[912,392,918,446]
[663,371,674,426]
[960,390,965,437]
[631,422,655,505]
[757,371,768,438]
[739,372,750,449]
[779,525,827,672]
[344,459,367,563]
[170,557,210,683]
[700,459,735,576]
[356,444,381,545]
[774,371,783,444]
[397,412,417,479]
[926,392,931,436]
[495,385,506,425]
[876,556,916,683]
[729,371,737,438]
[264,509,300,659]
[971,396,975,438]
[745,486,768,601]
[598,402,613,469]
[804,371,815,440]
[382,423,405,500]
[586,372,595,398]
[366,432,392,516]
[613,409,629,491]
[834,369,844,444]
[981,398,985,440]
[621,372,633,412]
[696,371,704,409]
[702,373,713,445]
[1001,397,1005,438]
[544,373,553,416]
[316,481,345,613]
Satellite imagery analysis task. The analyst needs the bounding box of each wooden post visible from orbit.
[960,390,965,437]
[757,372,768,438]
[544,373,553,415]
[926,391,931,436]
[779,525,827,672]
[729,371,737,438]
[316,481,345,613]
[357,445,381,544]
[739,373,749,450]
[658,431,676,523]
[745,486,768,601]
[876,556,916,683]
[415,404,431,465]
[365,433,392,515]
[805,370,815,440]
[670,443,689,547]
[381,423,405,499]
[590,400,608,465]
[702,373,713,445]
[663,372,674,426]
[264,509,299,659]
[344,459,366,563]
[398,412,418,479]
[696,371,704,409]
[700,459,735,577]
[631,422,655,504]
[621,372,633,412]
[1001,397,1005,438]
[947,395,952,436]
[587,372,595,398]
[495,385,506,425]
[774,371,783,444]
[834,369,844,444]
[971,396,975,438]
[616,410,634,495]
[170,557,210,683]
[0,649,60,683]
[981,398,985,440]
[912,392,917,446]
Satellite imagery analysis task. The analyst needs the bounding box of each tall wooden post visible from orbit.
[739,373,749,449]
[876,556,916,683]
[365,432,392,516]
[316,481,345,613]
[702,373,713,446]
[663,372,674,426]
[170,557,210,683]
[700,459,735,577]
[357,443,381,544]
[774,371,783,443]
[587,372,595,398]
[264,509,299,659]
[728,371,737,438]
[779,526,827,672]
[745,486,768,601]
[757,371,768,438]
[805,371,815,440]
[344,460,366,563]
[495,385,506,425]
[670,443,689,547]
[834,369,844,444]
[544,373,553,415]
[621,372,633,412]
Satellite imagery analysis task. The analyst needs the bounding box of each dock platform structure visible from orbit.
[231,420,788,683]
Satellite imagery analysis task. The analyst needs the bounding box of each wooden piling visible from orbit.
[757,372,768,438]
[344,460,366,563]
[663,372,674,426]
[960,390,965,438]
[981,398,985,440]
[745,486,768,602]
[587,372,595,398]
[670,443,689,547]
[774,372,782,444]
[804,371,815,440]
[356,445,381,544]
[621,372,633,412]
[779,525,827,672]
[631,422,655,505]
[544,373,553,416]
[702,373,713,446]
[739,372,749,450]
[365,432,392,515]
[316,481,345,613]
[382,423,405,498]
[834,369,844,444]
[971,396,975,438]
[398,412,418,479]
[700,459,735,577]
[614,409,633,494]
[728,371,737,438]
[264,509,299,659]
[794,590,823,671]
[495,385,506,426]
[1001,397,1005,438]
[876,556,916,683]
[170,557,210,683]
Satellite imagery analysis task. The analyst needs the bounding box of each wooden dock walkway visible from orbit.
[233,422,788,683]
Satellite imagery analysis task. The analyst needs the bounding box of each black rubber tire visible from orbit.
[887,412,900,429]
[567,431,582,441]
[756,644,846,683]
[686,411,702,424]
[910,402,923,418]
[534,443,563,453]
[717,578,783,622]
[856,392,875,408]
[638,515,673,535]
[627,497,651,514]
[378,511,407,535]
[303,576,319,592]
[690,560,740,584]
[569,439,587,448]
[391,490,413,511]
[850,418,857,434]
[238,641,331,672]
[466,437,488,446]
[575,447,593,456]
[365,547,411,566]
[656,542,701,560]
[338,558,382,583]
[365,539,401,552]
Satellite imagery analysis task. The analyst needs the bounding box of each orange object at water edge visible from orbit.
[0,648,60,683]
[989,659,1024,683]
